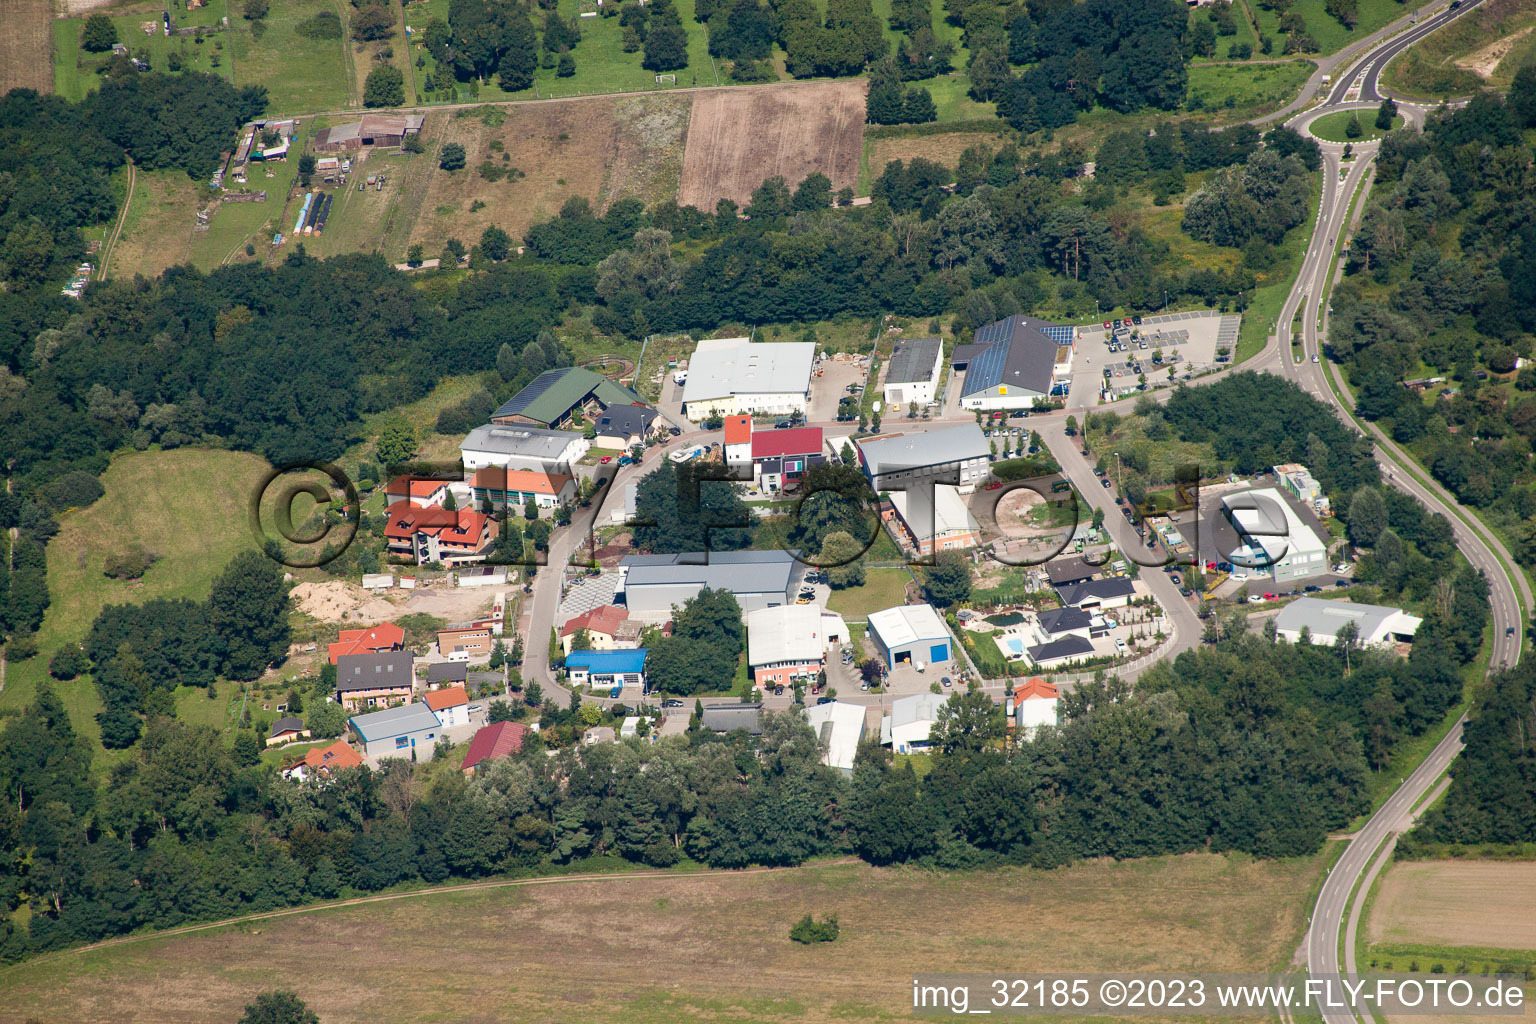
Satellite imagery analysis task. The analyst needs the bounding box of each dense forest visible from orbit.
[1407,659,1536,849]
[1331,70,1536,576]
[0,608,1485,960]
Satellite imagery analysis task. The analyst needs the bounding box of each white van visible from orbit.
[673,370,688,385]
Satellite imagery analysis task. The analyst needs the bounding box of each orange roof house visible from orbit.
[558,604,631,655]
[469,467,576,509]
[423,684,469,712]
[384,502,498,564]
[724,414,753,446]
[1012,677,1059,701]
[328,622,406,664]
[282,740,363,781]
[384,476,452,508]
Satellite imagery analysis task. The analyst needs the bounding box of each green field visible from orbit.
[824,566,914,621]
[0,449,275,752]
[227,0,356,113]
[1186,59,1315,116]
[0,852,1329,1024]
[1308,109,1402,143]
[52,0,234,103]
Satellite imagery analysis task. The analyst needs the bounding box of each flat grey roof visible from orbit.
[1045,556,1098,585]
[858,424,988,479]
[681,339,815,404]
[350,702,441,741]
[1274,597,1417,639]
[889,691,946,728]
[700,704,763,734]
[620,549,798,595]
[462,423,583,460]
[885,336,942,385]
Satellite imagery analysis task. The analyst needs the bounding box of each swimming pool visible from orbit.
[999,636,1025,657]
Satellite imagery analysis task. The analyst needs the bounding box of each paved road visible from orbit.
[1239,5,1530,1018]
[1324,0,1487,105]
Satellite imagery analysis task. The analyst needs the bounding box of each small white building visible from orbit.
[1273,597,1423,648]
[1009,678,1059,739]
[679,338,815,419]
[457,566,508,588]
[881,692,948,754]
[424,684,470,728]
[744,604,848,688]
[882,336,944,408]
[803,700,865,773]
[361,573,394,591]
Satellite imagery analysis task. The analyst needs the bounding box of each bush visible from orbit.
[41,470,105,510]
[364,65,404,108]
[788,913,839,943]
[243,0,269,19]
[103,545,159,580]
[296,10,343,38]
[82,12,118,52]
[440,142,467,171]
[50,644,89,680]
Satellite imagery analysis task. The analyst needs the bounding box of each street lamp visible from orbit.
[1163,290,1168,313]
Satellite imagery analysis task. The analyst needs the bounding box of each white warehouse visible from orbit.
[679,338,815,420]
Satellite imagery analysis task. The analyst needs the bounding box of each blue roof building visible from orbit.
[565,649,650,689]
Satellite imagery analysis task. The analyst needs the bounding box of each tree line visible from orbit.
[0,614,1486,961]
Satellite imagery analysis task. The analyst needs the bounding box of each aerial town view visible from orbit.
[2,0,1536,1020]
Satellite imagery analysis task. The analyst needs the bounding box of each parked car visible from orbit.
[774,685,785,696]
[609,686,623,698]
[1335,579,1351,588]
[1303,585,1322,593]
[859,682,870,691]
[1262,592,1278,600]
[468,704,483,713]
[1170,573,1181,585]
[1103,321,1113,330]
[817,696,834,704]
[1114,638,1128,654]
[1101,478,1111,488]
[1180,587,1192,596]
[668,427,681,436]
[1132,315,1142,325]
[941,676,952,687]
[599,456,612,464]
[662,699,684,708]
[1248,595,1264,604]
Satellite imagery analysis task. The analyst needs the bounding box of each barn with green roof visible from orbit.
[489,367,645,428]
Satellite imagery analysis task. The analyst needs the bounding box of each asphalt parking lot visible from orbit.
[1080,311,1240,400]
[807,356,869,422]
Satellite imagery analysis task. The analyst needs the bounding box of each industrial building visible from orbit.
[348,702,443,759]
[867,603,952,671]
[312,114,425,152]
[617,550,800,617]
[564,649,650,690]
[679,338,816,419]
[1221,487,1330,584]
[952,315,1075,411]
[744,604,848,688]
[881,692,947,754]
[881,336,945,408]
[459,423,589,473]
[803,701,865,773]
[857,423,990,494]
[1273,598,1422,648]
[886,484,982,555]
[490,367,645,429]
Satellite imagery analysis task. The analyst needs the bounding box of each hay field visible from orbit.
[0,853,1321,1024]
[1368,860,1536,949]
[0,0,53,94]
[679,80,866,210]
[404,95,689,256]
